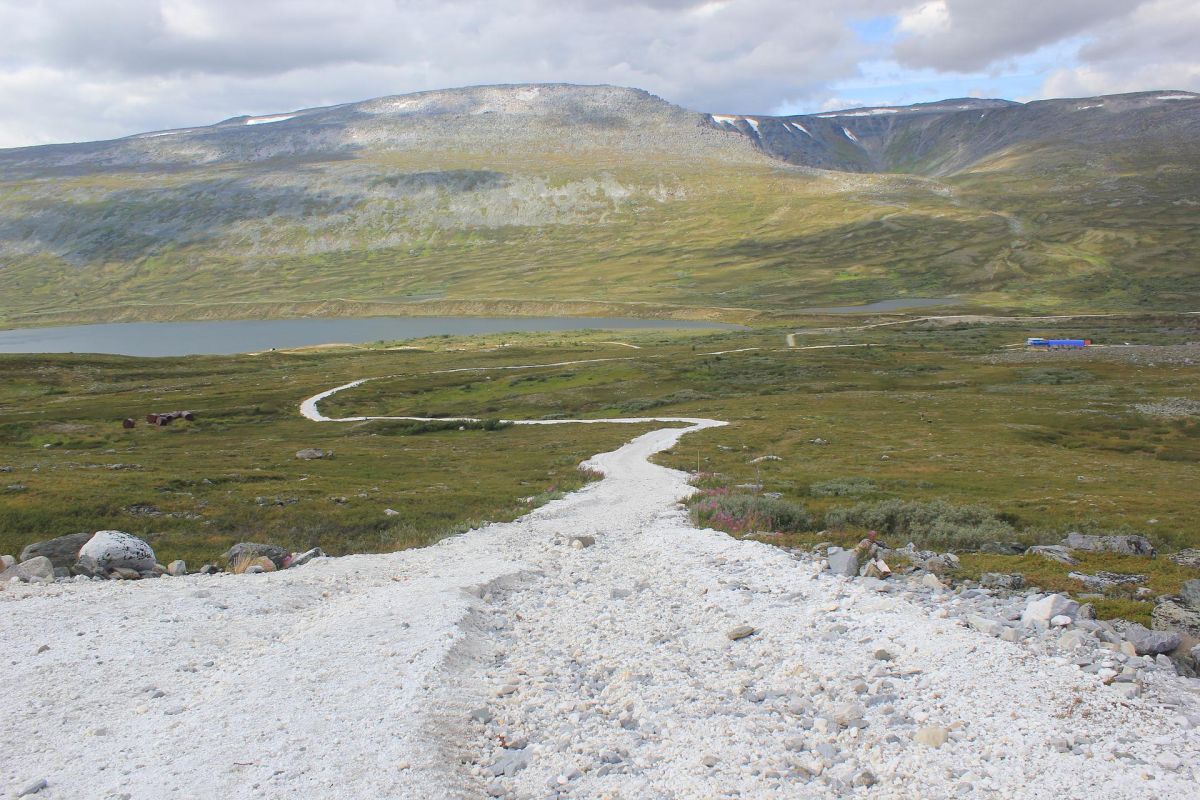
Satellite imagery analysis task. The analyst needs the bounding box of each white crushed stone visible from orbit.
[3,377,1198,799]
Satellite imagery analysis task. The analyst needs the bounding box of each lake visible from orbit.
[801,298,961,314]
[0,316,742,357]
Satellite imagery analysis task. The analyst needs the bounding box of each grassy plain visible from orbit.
[0,318,1196,624]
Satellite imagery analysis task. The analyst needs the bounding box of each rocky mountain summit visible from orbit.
[0,84,762,175]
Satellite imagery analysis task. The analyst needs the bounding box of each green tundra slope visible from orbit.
[0,84,1197,326]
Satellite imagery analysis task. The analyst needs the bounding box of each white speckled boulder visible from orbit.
[77,531,156,573]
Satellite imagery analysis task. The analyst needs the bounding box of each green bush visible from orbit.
[1017,368,1094,385]
[824,498,1015,550]
[809,476,879,497]
[689,490,813,535]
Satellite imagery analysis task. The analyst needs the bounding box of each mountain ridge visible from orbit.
[1,82,1198,324]
[3,84,1197,178]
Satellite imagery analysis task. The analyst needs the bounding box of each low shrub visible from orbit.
[689,490,813,536]
[349,418,511,436]
[824,498,1015,550]
[809,476,879,497]
[616,390,714,413]
[1017,368,1094,385]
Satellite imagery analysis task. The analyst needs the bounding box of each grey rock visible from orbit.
[1028,545,1078,565]
[1058,629,1091,650]
[489,748,529,777]
[18,531,93,568]
[1152,600,1200,638]
[832,701,866,725]
[295,448,330,460]
[167,560,187,576]
[1168,549,1200,569]
[1191,644,1200,663]
[1068,571,1147,591]
[0,556,54,583]
[1064,531,1154,557]
[966,614,1004,637]
[223,542,290,569]
[288,547,326,568]
[815,742,839,760]
[569,535,596,549]
[726,625,757,641]
[827,548,858,577]
[469,707,493,723]
[15,778,48,797]
[980,573,1024,591]
[979,542,1026,555]
[921,573,945,590]
[1180,578,1200,610]
[1021,594,1079,624]
[198,564,220,575]
[77,531,156,573]
[852,770,877,788]
[1123,623,1181,655]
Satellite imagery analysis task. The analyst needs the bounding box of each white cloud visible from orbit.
[897,1,949,36]
[0,0,1195,148]
[892,0,1130,72]
[1041,0,1200,97]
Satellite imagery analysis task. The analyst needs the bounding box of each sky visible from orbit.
[0,0,1197,148]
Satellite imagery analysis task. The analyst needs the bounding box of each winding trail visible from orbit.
[2,363,1198,799]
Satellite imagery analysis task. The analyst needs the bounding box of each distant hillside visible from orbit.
[1,84,1198,326]
[707,91,1200,175]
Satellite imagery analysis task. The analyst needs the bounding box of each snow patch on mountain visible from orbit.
[245,114,298,126]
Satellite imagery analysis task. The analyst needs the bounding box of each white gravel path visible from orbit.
[3,373,1197,799]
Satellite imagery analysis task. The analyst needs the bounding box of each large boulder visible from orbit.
[76,531,156,574]
[826,548,859,577]
[1063,531,1155,557]
[19,532,93,569]
[224,542,290,570]
[1021,594,1079,625]
[1068,571,1146,591]
[0,556,55,583]
[1180,579,1200,610]
[295,448,330,460]
[1152,600,1200,638]
[1122,623,1181,656]
[980,573,1025,591]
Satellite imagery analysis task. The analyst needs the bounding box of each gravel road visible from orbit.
[3,376,1197,799]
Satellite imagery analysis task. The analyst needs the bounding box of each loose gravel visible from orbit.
[2,377,1197,799]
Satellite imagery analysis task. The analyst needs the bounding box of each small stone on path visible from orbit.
[726,625,757,641]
